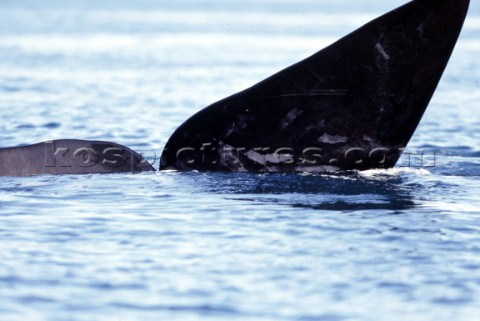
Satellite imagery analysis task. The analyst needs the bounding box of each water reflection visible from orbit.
[175,171,417,211]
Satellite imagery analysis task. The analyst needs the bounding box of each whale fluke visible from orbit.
[0,140,155,177]
[160,0,470,172]
[0,0,470,177]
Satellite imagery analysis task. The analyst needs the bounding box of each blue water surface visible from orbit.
[1,1,480,320]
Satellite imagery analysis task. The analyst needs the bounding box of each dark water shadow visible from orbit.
[0,170,419,212]
[176,171,418,212]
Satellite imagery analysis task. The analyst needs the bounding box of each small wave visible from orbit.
[359,167,432,178]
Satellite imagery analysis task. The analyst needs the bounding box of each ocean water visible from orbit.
[1,1,480,320]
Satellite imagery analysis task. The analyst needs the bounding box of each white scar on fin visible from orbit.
[318,134,348,144]
[280,108,304,129]
[217,142,247,172]
[245,150,294,166]
[375,43,390,61]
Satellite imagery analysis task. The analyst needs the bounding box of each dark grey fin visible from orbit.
[160,0,470,172]
[0,139,155,177]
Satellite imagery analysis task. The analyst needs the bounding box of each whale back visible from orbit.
[0,140,155,177]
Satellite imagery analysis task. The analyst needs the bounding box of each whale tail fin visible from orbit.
[160,0,470,172]
[0,0,470,176]
[0,140,155,177]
